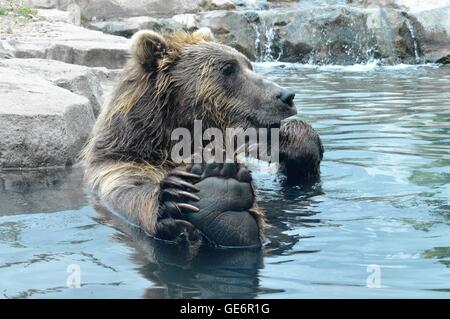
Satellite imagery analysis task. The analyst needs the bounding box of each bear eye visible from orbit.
[222,63,236,76]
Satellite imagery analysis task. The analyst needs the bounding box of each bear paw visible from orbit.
[185,162,261,248]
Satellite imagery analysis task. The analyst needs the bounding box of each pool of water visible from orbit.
[1,63,449,298]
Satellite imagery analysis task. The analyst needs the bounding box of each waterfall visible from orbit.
[253,24,282,62]
[253,24,261,59]
[404,17,420,63]
[263,27,275,62]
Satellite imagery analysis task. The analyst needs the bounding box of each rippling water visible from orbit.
[1,63,449,298]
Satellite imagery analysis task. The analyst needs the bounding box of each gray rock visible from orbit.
[26,0,447,64]
[172,14,199,30]
[25,0,60,9]
[88,14,203,38]
[45,0,204,20]
[408,4,450,63]
[35,8,81,25]
[201,0,237,11]
[198,10,258,60]
[0,67,95,168]
[26,0,268,14]
[234,0,270,10]
[90,16,184,38]
[435,54,450,64]
[3,21,129,69]
[36,9,72,23]
[196,5,433,64]
[0,58,104,116]
[89,68,122,111]
[0,41,15,59]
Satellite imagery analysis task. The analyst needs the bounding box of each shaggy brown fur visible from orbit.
[82,29,263,236]
[82,28,322,238]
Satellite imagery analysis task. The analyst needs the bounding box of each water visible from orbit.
[263,27,277,62]
[1,63,449,298]
[404,17,421,64]
[253,24,282,63]
[250,11,283,63]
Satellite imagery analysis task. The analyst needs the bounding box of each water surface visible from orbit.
[1,63,449,298]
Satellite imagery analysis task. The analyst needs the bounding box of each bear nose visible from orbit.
[277,89,295,106]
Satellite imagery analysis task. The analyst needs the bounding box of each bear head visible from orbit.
[98,29,297,163]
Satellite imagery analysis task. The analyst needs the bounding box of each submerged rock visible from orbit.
[0,67,95,168]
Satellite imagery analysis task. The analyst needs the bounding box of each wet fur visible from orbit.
[82,29,321,237]
[82,30,266,235]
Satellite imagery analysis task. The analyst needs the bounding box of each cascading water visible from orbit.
[262,27,281,62]
[253,24,261,58]
[251,16,282,62]
[404,17,421,63]
[247,6,423,65]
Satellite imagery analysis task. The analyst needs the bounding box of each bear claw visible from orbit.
[156,168,203,242]
[160,175,200,192]
[160,188,200,202]
[154,218,201,243]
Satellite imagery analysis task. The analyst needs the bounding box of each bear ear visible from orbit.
[193,28,215,42]
[130,30,168,69]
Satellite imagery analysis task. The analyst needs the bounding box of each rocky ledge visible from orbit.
[0,55,120,168]
[84,0,450,64]
[1,17,129,68]
[0,4,123,169]
[0,66,94,168]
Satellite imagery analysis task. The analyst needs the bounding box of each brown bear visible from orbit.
[82,29,323,248]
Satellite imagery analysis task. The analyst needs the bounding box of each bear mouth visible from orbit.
[247,101,297,129]
[247,110,296,129]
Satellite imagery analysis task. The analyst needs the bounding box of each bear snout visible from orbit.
[276,97,297,117]
[277,89,295,107]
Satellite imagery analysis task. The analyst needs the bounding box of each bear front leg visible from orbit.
[84,161,202,244]
[278,119,324,184]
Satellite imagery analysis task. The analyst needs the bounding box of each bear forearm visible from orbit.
[84,161,165,234]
